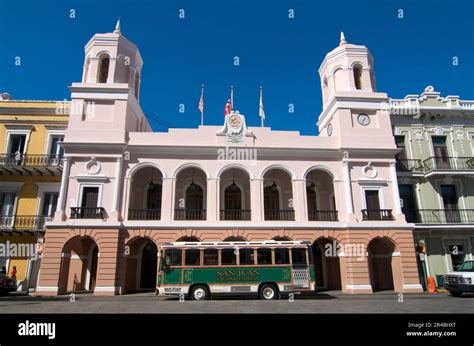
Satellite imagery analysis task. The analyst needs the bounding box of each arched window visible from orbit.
[134,71,140,99]
[146,182,162,210]
[353,64,362,90]
[224,184,242,211]
[98,55,110,83]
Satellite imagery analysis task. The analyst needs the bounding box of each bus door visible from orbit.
[291,248,310,289]
[162,248,183,284]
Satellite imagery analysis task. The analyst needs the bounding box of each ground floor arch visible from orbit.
[368,237,403,292]
[58,236,99,295]
[312,237,342,291]
[123,237,158,293]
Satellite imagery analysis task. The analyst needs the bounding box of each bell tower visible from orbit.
[66,19,150,145]
[316,32,393,149]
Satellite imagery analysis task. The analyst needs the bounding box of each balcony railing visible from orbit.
[0,215,53,231]
[308,210,338,221]
[220,209,251,221]
[70,207,105,219]
[0,154,64,167]
[361,209,393,221]
[395,159,424,172]
[423,156,474,171]
[404,209,474,224]
[174,209,206,220]
[264,209,295,221]
[128,208,161,220]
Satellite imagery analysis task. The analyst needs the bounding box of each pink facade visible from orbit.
[36,26,423,296]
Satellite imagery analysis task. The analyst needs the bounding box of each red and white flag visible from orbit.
[224,99,231,116]
[198,84,204,125]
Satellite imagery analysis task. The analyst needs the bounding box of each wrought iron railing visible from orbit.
[361,209,393,221]
[264,209,295,221]
[0,154,64,167]
[423,156,474,171]
[404,209,474,224]
[308,210,338,221]
[174,209,206,220]
[0,215,53,230]
[70,207,105,219]
[220,209,251,221]
[395,159,424,172]
[128,209,161,220]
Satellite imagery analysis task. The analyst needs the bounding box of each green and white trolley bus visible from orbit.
[156,240,316,300]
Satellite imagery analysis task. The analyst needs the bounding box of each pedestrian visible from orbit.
[10,266,17,283]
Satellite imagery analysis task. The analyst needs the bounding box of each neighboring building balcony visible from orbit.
[308,210,338,221]
[423,156,474,173]
[0,153,63,175]
[361,209,394,221]
[0,215,53,233]
[174,209,206,221]
[404,209,474,224]
[70,207,105,219]
[128,208,161,220]
[220,209,251,221]
[395,159,424,173]
[264,209,295,221]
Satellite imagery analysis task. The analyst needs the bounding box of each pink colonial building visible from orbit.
[36,25,423,296]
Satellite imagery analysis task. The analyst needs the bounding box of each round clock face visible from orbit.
[327,123,333,136]
[229,115,242,128]
[357,113,370,126]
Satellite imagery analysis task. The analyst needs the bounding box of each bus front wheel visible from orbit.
[190,285,210,301]
[259,284,278,300]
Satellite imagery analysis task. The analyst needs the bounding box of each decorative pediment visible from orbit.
[216,111,254,144]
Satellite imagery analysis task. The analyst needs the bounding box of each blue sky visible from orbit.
[1,0,473,135]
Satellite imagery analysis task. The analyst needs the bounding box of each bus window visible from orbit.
[164,249,182,266]
[275,248,290,264]
[239,248,255,265]
[203,249,218,266]
[185,249,201,266]
[221,248,237,265]
[292,248,307,265]
[257,248,272,265]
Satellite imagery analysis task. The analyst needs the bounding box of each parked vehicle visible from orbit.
[0,274,17,295]
[444,260,474,297]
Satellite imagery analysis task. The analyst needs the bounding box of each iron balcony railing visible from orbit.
[128,208,161,220]
[308,210,338,221]
[219,209,251,221]
[0,215,53,230]
[361,209,393,221]
[264,209,295,221]
[395,159,424,173]
[70,207,105,219]
[404,209,474,224]
[174,209,206,220]
[423,156,474,171]
[0,154,64,167]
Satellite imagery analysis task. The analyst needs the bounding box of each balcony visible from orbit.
[361,209,393,221]
[174,209,206,220]
[395,159,424,173]
[70,207,105,219]
[264,209,295,221]
[128,208,161,220]
[0,215,53,233]
[220,209,251,221]
[405,209,474,224]
[308,210,338,221]
[0,154,63,176]
[423,156,474,174]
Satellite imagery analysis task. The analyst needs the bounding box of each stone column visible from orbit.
[161,177,176,221]
[55,156,71,221]
[390,161,402,215]
[292,179,307,222]
[250,178,264,221]
[111,157,123,220]
[343,160,354,215]
[206,178,220,221]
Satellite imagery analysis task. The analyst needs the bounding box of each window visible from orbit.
[41,192,58,217]
[164,249,182,266]
[49,135,64,156]
[98,56,110,83]
[221,248,237,265]
[399,185,417,223]
[203,249,218,266]
[292,248,307,265]
[257,248,272,265]
[8,134,26,155]
[365,190,381,210]
[239,248,255,265]
[275,248,290,264]
[394,136,406,161]
[81,187,99,208]
[184,249,200,266]
[353,64,362,90]
[0,192,17,216]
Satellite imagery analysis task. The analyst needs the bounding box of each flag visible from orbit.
[198,87,204,114]
[259,86,265,120]
[224,99,231,116]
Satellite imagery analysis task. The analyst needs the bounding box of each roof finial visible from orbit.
[339,31,347,46]
[114,17,121,34]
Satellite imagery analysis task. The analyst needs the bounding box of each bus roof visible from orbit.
[159,240,312,248]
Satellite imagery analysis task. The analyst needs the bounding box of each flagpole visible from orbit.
[200,84,204,126]
[230,85,234,111]
[260,85,264,127]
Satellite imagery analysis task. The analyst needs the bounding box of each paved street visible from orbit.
[0,291,472,313]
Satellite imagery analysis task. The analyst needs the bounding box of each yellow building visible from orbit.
[0,94,68,292]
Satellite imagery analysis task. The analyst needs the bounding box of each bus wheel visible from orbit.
[190,285,209,301]
[259,284,278,300]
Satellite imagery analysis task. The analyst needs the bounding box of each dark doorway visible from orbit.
[399,185,418,222]
[140,241,158,290]
[441,185,460,223]
[432,136,449,169]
